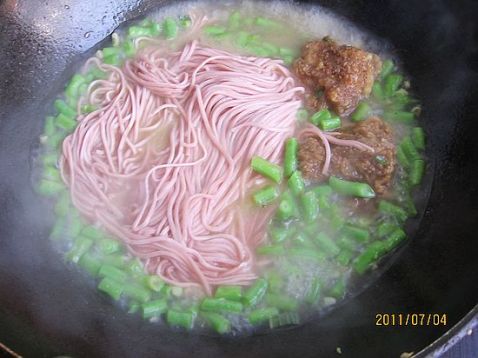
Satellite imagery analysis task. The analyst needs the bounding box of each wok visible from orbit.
[0,0,477,357]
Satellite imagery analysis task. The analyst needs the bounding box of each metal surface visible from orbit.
[0,0,477,357]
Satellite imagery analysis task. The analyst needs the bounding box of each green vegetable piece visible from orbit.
[215,286,242,302]
[329,278,346,299]
[65,74,86,100]
[78,253,101,276]
[124,40,136,57]
[314,232,340,256]
[247,45,269,57]
[252,185,279,206]
[204,25,227,36]
[44,132,64,150]
[128,301,141,314]
[384,228,407,251]
[318,115,341,131]
[265,271,283,292]
[262,42,279,56]
[249,307,279,325]
[310,109,331,126]
[49,217,65,241]
[265,294,298,311]
[276,190,298,221]
[396,145,410,168]
[251,156,283,183]
[81,226,104,240]
[311,185,332,198]
[292,232,313,247]
[269,312,300,328]
[55,113,77,131]
[376,222,398,238]
[43,116,56,137]
[383,73,403,98]
[279,47,295,57]
[378,200,408,222]
[102,47,121,58]
[142,299,168,319]
[167,310,196,330]
[86,67,106,80]
[337,236,357,251]
[161,284,172,298]
[171,286,183,297]
[150,22,162,36]
[162,17,178,39]
[98,277,124,300]
[255,17,279,28]
[98,264,128,282]
[409,159,425,186]
[351,102,371,122]
[128,26,154,38]
[235,31,250,48]
[97,238,121,255]
[54,99,76,118]
[288,171,305,195]
[329,176,375,198]
[228,11,241,29]
[200,298,243,313]
[343,225,370,243]
[284,137,298,178]
[282,55,294,65]
[372,82,385,101]
[144,275,164,292]
[103,55,120,66]
[301,191,319,223]
[296,108,309,122]
[400,136,420,162]
[138,19,153,27]
[67,215,84,238]
[289,247,326,263]
[201,312,231,334]
[123,283,152,303]
[380,59,394,79]
[66,236,93,263]
[102,254,126,268]
[270,226,288,243]
[385,111,415,123]
[42,153,58,167]
[256,244,285,256]
[337,250,353,266]
[305,277,321,304]
[411,127,426,150]
[354,241,388,274]
[81,104,96,114]
[243,278,268,307]
[54,192,70,216]
[43,165,61,182]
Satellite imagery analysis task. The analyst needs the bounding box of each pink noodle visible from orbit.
[60,40,304,295]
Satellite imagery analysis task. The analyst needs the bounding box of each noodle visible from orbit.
[60,40,304,295]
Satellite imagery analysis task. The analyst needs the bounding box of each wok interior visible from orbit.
[0,0,477,356]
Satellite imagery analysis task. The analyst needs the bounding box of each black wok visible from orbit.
[0,0,477,357]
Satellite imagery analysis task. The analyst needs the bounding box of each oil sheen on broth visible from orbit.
[35,0,426,334]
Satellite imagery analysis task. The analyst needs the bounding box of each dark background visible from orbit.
[0,0,477,357]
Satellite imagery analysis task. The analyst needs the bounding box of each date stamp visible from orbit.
[375,313,448,326]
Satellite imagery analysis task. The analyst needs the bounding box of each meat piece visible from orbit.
[294,38,382,116]
[298,117,396,195]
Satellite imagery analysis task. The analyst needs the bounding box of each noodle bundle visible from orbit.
[60,40,304,294]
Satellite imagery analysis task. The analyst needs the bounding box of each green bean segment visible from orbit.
[329,176,376,198]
